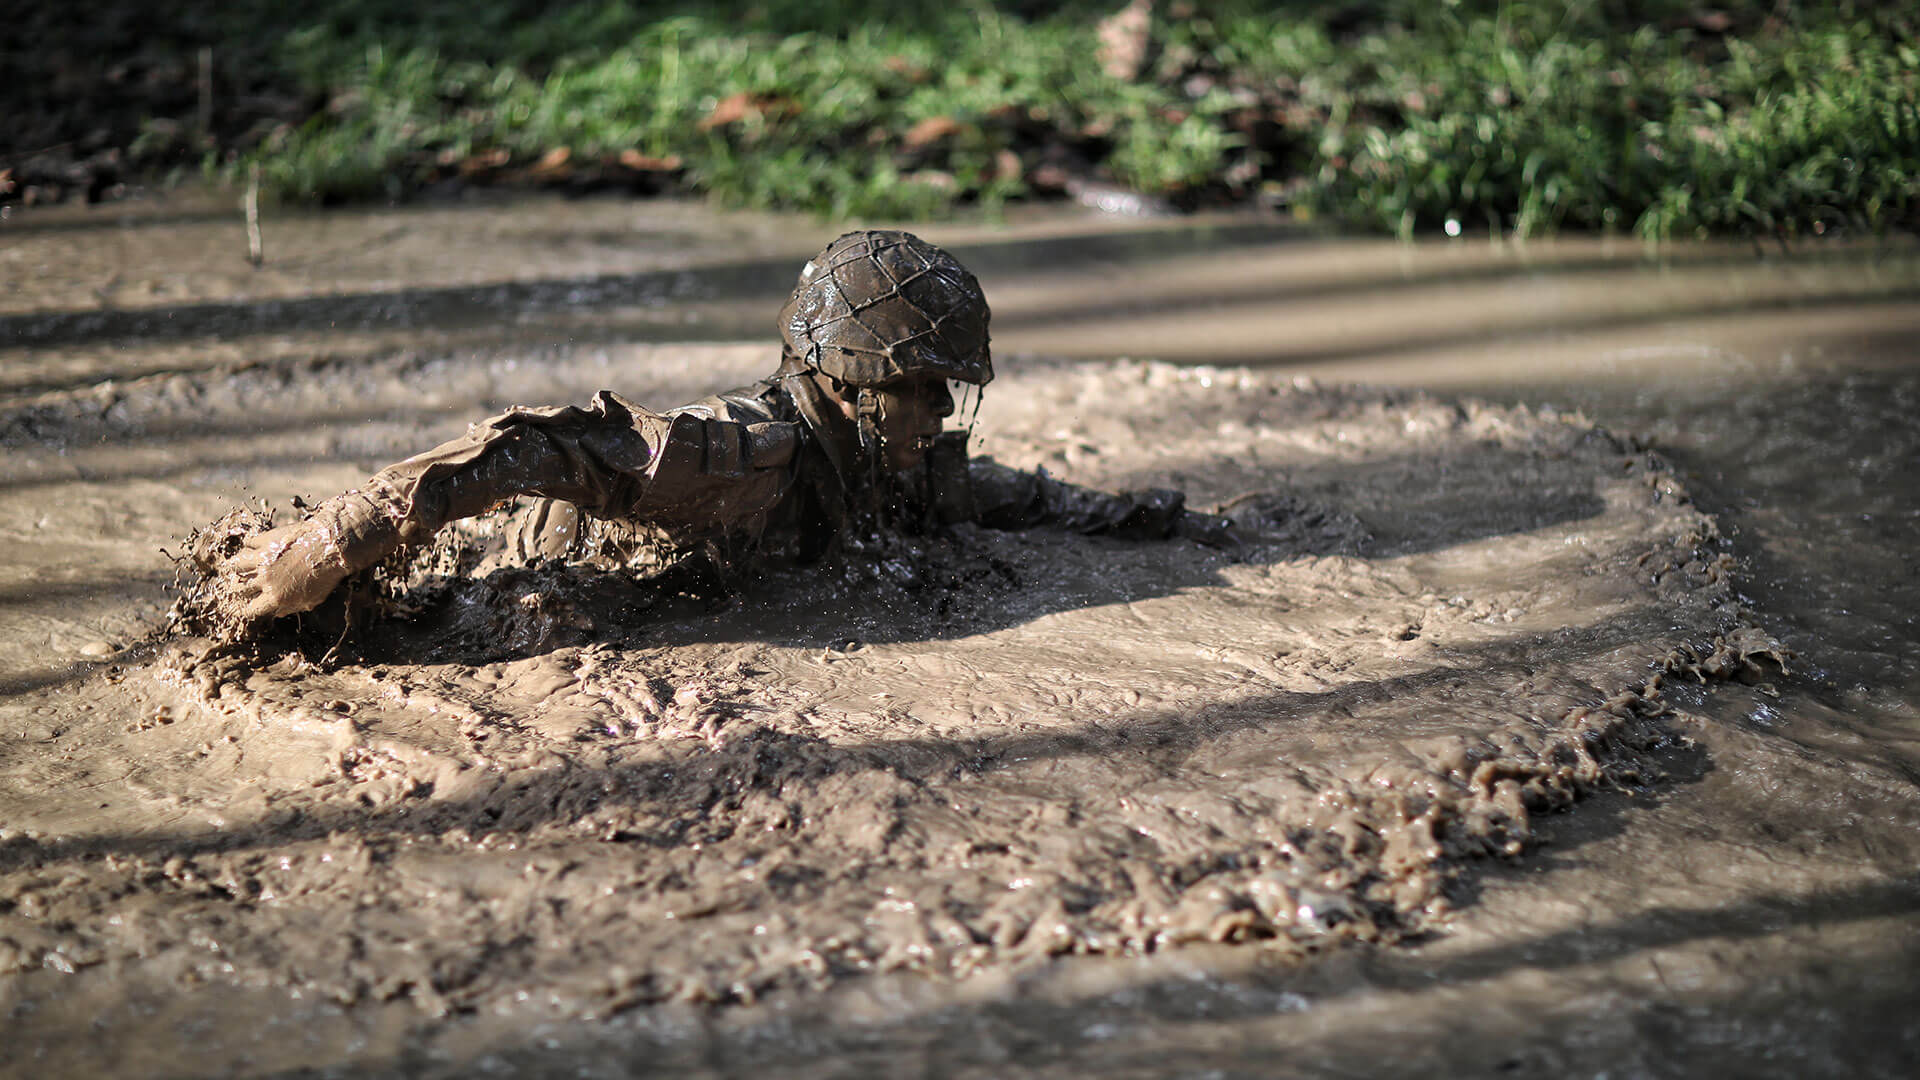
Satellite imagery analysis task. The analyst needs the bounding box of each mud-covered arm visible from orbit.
[318,391,796,568]
[201,391,797,635]
[926,435,1231,544]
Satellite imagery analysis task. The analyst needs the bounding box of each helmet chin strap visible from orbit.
[804,359,903,529]
[856,386,887,499]
[855,387,882,459]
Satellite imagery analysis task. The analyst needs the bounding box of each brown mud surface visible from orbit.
[2,194,1917,1077]
[0,340,1768,1023]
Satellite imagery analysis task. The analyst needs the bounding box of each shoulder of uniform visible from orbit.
[679,381,785,425]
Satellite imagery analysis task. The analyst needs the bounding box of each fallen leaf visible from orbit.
[699,93,798,130]
[905,169,957,191]
[1028,162,1071,192]
[459,148,511,175]
[618,149,684,171]
[903,116,963,149]
[883,56,929,82]
[1097,0,1154,82]
[702,92,754,129]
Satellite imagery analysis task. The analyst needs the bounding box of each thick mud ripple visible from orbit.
[0,358,1776,1018]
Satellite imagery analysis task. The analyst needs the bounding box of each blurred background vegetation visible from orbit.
[5,0,1915,239]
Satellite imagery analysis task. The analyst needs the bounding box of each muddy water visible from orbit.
[1,191,1917,1076]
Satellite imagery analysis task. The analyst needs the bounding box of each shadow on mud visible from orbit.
[212,437,1603,676]
[0,226,1308,355]
[639,875,1919,1080]
[3,222,1905,374]
[49,694,1920,1080]
[0,605,1673,876]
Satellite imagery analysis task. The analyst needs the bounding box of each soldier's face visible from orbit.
[872,376,956,471]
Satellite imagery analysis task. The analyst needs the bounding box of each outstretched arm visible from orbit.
[200,391,796,638]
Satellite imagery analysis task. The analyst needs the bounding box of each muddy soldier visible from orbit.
[195,230,1230,639]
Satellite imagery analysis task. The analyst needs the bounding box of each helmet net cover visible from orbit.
[778,230,993,388]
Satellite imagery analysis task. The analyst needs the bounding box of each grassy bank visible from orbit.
[7,1,1917,239]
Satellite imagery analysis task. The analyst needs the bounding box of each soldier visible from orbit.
[191,230,1230,642]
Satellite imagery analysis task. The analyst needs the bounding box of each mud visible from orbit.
[0,338,1769,1026]
[3,194,1914,1077]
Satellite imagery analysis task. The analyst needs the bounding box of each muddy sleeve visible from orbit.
[311,391,799,574]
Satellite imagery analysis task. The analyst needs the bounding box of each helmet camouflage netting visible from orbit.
[778,230,993,387]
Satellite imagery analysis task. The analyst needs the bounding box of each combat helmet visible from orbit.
[778,230,992,388]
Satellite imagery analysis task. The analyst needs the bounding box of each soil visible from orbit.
[1,341,1770,1023]
[2,195,1914,1077]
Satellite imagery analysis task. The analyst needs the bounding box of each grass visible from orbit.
[239,3,1164,218]
[1203,2,1920,240]
[18,0,1920,239]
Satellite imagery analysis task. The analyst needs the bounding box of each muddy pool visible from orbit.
[2,191,1918,1077]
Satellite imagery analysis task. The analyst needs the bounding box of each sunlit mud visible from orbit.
[0,342,1772,1024]
[1,191,1915,1078]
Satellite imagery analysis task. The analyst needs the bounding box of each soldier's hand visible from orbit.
[211,519,356,632]
[183,491,409,642]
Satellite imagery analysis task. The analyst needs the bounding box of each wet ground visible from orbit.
[2,189,1918,1076]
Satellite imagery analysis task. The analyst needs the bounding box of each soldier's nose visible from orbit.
[931,381,955,418]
